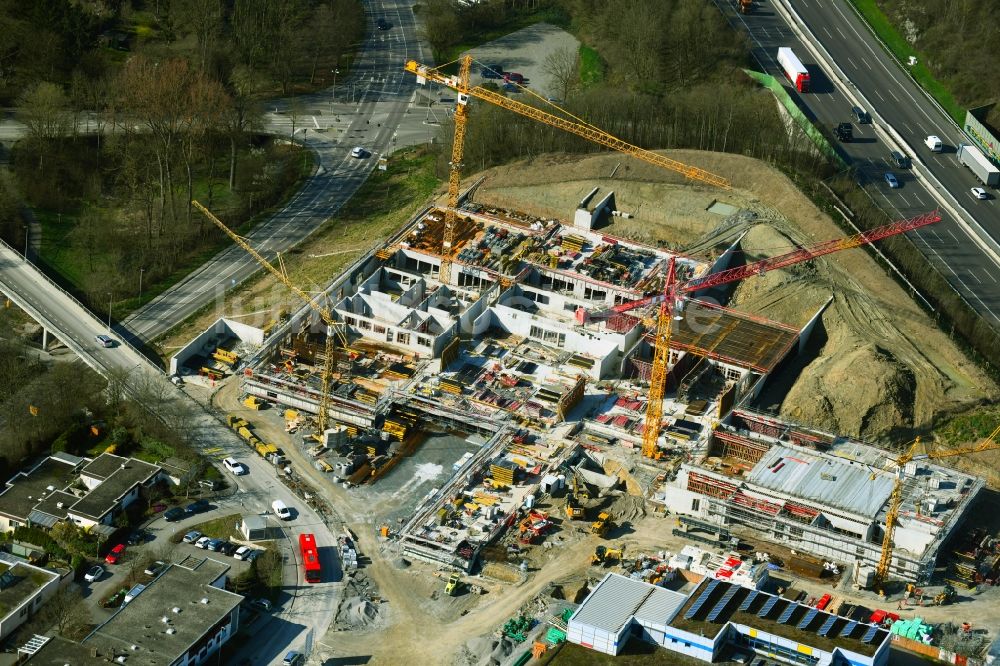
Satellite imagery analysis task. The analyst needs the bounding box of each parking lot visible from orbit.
[463,22,580,99]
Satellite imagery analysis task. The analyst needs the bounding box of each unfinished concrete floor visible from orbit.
[472,150,997,443]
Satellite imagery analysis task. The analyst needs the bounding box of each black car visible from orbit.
[126,529,147,545]
[376,17,389,30]
[185,499,210,514]
[482,63,504,79]
[163,507,186,522]
[218,542,238,556]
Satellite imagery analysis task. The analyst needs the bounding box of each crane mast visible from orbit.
[440,56,472,285]
[193,200,344,433]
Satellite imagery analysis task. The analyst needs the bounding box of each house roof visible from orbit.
[83,562,240,665]
[0,457,82,522]
[0,558,59,620]
[69,457,162,521]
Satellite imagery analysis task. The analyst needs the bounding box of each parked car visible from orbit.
[183,530,203,544]
[185,499,210,514]
[127,529,148,546]
[884,172,900,189]
[251,598,273,613]
[246,549,264,563]
[105,544,125,564]
[223,457,248,476]
[972,187,988,200]
[233,546,252,561]
[206,539,225,552]
[124,583,146,604]
[144,560,167,577]
[481,63,504,79]
[283,651,303,666]
[199,479,224,490]
[84,565,104,582]
[195,536,212,549]
[95,334,114,348]
[503,72,524,84]
[219,542,238,556]
[163,507,186,522]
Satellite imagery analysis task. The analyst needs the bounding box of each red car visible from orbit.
[504,72,524,84]
[105,544,125,564]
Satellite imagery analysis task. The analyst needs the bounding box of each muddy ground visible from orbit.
[473,150,997,444]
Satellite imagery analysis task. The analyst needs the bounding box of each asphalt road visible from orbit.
[121,0,435,342]
[714,0,1000,326]
[0,240,339,663]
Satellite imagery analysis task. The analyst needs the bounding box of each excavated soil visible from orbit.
[474,150,997,442]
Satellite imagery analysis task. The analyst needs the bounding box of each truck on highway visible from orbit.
[777,47,810,92]
[957,143,1000,187]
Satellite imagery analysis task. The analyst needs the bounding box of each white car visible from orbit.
[195,536,212,549]
[972,187,988,200]
[350,146,366,158]
[84,565,104,582]
[233,546,252,560]
[223,457,248,475]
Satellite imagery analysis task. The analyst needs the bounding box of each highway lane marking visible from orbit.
[946,228,960,245]
[837,27,847,40]
[873,89,885,102]
[966,270,982,285]
[847,57,857,69]
[985,269,999,284]
[822,26,833,39]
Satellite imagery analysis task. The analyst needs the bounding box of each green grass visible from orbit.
[933,405,1000,446]
[847,0,965,124]
[191,513,242,540]
[578,45,605,87]
[435,6,571,71]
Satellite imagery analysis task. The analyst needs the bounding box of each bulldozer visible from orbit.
[591,544,625,567]
[591,511,612,538]
[445,572,462,596]
[933,584,957,606]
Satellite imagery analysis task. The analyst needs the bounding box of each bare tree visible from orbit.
[40,585,83,636]
[170,0,224,72]
[16,82,72,168]
[544,46,579,102]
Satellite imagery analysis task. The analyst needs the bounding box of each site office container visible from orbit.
[777,47,810,92]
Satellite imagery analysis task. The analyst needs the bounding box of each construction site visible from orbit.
[176,55,1000,666]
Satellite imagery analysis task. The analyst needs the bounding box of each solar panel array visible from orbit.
[684,579,721,620]
[707,585,741,622]
[796,607,819,630]
[777,602,798,625]
[862,625,880,643]
[738,589,759,612]
[840,620,859,638]
[817,614,838,637]
[757,596,780,618]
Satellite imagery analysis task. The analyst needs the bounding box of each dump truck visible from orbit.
[777,47,810,92]
[591,511,611,538]
[957,143,1000,186]
[445,572,461,596]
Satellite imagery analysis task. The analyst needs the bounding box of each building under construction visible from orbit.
[654,409,984,584]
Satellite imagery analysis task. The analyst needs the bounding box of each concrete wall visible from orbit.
[567,619,629,656]
[168,319,264,376]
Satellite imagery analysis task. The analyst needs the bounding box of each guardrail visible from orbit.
[773,0,1000,271]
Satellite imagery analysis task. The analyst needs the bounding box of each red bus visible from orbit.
[299,533,321,583]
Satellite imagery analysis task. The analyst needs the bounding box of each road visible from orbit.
[714,0,1000,326]
[120,0,437,343]
[0,239,339,663]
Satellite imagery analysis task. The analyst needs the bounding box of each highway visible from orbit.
[714,0,1000,326]
[121,0,436,342]
[0,238,339,663]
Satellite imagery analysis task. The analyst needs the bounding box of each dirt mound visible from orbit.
[473,152,997,442]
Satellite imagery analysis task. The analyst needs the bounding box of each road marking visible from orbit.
[874,89,885,101]
[985,269,999,284]
[837,27,847,40]
[946,228,959,244]
[823,26,833,38]
[967,270,982,285]
[847,57,857,69]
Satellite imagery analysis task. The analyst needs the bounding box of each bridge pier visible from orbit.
[41,328,49,350]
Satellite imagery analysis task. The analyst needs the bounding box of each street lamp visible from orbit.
[107,293,113,333]
[139,268,145,300]
[332,69,340,104]
[22,226,28,261]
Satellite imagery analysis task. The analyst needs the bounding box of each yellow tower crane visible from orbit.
[404,57,939,461]
[874,423,1000,591]
[192,200,347,434]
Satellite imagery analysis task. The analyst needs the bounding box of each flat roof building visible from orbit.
[568,573,892,665]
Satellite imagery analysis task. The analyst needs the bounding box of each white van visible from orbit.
[271,499,292,520]
[925,135,943,152]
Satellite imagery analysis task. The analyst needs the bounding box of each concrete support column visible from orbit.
[41,327,49,350]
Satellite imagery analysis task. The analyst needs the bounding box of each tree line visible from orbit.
[1,0,363,312]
